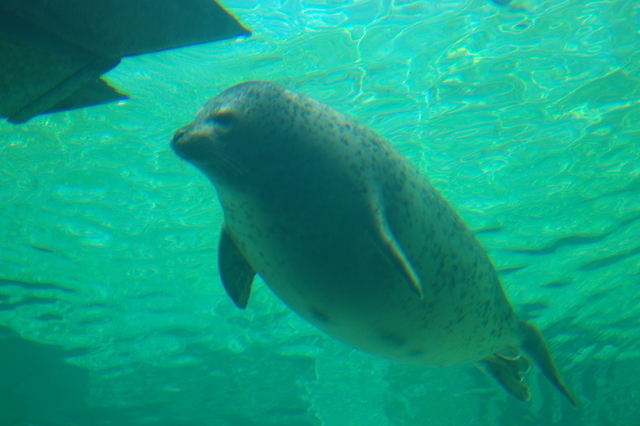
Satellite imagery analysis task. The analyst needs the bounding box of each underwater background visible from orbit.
[1,0,639,424]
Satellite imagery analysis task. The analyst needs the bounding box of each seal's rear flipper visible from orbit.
[218,224,255,309]
[479,352,531,402]
[518,319,578,406]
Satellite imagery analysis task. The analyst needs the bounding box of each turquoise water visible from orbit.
[1,0,639,424]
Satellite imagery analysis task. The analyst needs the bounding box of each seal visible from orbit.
[171,81,577,405]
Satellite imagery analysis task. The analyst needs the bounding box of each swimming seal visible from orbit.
[171,80,577,405]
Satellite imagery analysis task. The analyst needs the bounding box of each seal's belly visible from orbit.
[226,198,518,367]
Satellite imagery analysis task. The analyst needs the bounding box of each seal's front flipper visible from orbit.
[369,202,422,298]
[479,353,531,402]
[218,224,255,309]
[518,319,578,406]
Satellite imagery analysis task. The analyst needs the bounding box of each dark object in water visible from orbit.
[0,0,250,124]
[0,325,90,425]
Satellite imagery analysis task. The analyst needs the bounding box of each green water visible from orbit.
[1,0,639,424]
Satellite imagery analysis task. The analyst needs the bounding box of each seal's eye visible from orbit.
[211,108,237,126]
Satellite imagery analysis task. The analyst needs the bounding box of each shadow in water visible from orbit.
[0,325,90,426]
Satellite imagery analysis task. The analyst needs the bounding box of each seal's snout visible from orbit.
[171,125,217,165]
[171,126,188,150]
[171,125,192,159]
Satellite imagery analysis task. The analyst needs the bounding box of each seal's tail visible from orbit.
[479,352,532,402]
[518,319,578,406]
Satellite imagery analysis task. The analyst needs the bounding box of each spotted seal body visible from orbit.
[171,81,576,404]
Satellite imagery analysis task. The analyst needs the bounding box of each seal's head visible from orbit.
[171,80,301,184]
